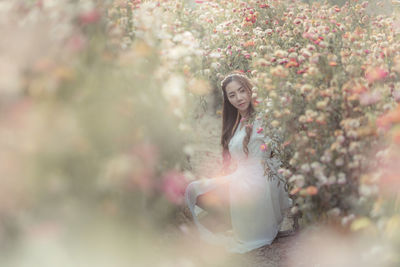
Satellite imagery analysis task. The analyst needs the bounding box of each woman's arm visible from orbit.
[249,119,287,185]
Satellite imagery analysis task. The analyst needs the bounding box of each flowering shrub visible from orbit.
[110,0,400,226]
[160,0,400,226]
[1,0,400,265]
[0,1,198,265]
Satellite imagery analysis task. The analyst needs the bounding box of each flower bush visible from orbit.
[158,0,400,226]
[0,1,202,265]
[1,0,400,265]
[110,0,399,224]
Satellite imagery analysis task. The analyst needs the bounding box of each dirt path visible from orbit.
[174,113,298,267]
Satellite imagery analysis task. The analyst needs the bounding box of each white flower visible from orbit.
[265,29,273,35]
[279,168,292,179]
[335,157,344,166]
[289,174,305,187]
[315,173,328,184]
[211,62,221,69]
[359,184,372,197]
[300,49,312,58]
[327,175,336,185]
[300,164,311,173]
[349,142,360,154]
[288,52,298,59]
[347,130,358,139]
[327,208,341,217]
[341,214,355,226]
[321,150,332,163]
[183,170,195,182]
[306,44,316,51]
[162,74,186,108]
[316,100,328,110]
[290,206,299,214]
[337,175,346,184]
[311,161,322,171]
[203,69,211,76]
[348,119,360,128]
[167,46,189,60]
[183,145,194,156]
[209,51,221,58]
[300,84,313,93]
[172,34,183,43]
[337,135,345,144]
[274,49,288,58]
[299,115,307,123]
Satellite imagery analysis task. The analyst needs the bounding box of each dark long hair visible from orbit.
[220,72,255,171]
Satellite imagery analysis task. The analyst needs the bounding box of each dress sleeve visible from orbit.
[249,119,285,182]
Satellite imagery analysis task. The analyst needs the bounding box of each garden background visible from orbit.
[0,0,399,266]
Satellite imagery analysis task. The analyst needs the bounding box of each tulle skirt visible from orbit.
[185,160,292,253]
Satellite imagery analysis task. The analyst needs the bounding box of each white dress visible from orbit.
[184,118,292,253]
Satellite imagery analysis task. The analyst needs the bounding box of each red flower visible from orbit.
[285,59,299,68]
[297,68,308,75]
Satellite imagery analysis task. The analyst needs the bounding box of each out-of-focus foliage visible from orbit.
[1,0,400,266]
[109,0,400,265]
[140,0,400,225]
[0,1,206,266]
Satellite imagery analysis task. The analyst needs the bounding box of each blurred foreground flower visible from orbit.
[365,66,389,84]
[286,226,394,267]
[161,170,188,205]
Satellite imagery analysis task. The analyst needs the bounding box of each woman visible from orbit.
[184,72,292,253]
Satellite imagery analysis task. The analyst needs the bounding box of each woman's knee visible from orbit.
[196,188,229,213]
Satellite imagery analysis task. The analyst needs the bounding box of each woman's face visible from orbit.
[225,80,251,114]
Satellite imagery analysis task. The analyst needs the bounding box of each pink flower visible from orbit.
[130,143,159,193]
[294,18,302,25]
[359,91,381,106]
[240,117,247,123]
[361,1,369,8]
[161,170,188,205]
[257,127,263,133]
[79,10,101,25]
[365,67,388,83]
[376,105,400,131]
[393,90,400,102]
[260,143,268,151]
[66,34,87,52]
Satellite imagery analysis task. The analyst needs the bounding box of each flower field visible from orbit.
[0,0,400,266]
